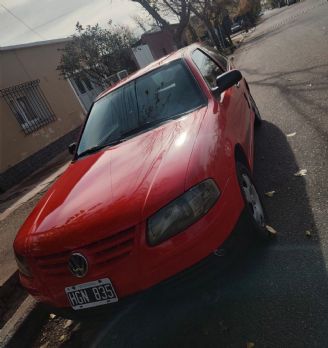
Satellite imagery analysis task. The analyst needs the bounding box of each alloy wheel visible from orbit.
[240,173,265,228]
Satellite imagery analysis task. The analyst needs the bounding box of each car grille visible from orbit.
[35,227,135,276]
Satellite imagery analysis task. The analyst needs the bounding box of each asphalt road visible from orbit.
[32,1,328,347]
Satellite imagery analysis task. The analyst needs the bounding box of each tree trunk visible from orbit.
[174,17,190,48]
[174,29,185,49]
[204,19,223,50]
[190,4,223,50]
[226,33,234,47]
[188,24,199,43]
[131,0,170,30]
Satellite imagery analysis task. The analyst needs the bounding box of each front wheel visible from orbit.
[236,162,269,240]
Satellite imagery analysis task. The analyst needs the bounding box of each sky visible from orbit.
[0,0,143,47]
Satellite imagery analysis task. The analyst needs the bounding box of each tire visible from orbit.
[236,162,270,240]
[249,94,262,127]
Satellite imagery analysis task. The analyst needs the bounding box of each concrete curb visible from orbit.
[0,297,48,348]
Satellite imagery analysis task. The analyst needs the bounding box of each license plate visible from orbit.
[65,278,118,310]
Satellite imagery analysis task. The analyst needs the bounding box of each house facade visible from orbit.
[131,29,178,69]
[0,39,91,193]
[140,30,177,60]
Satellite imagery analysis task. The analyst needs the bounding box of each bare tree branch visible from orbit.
[130,0,192,48]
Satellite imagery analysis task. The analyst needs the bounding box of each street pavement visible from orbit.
[22,1,328,346]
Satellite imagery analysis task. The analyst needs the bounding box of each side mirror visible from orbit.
[68,142,77,155]
[215,70,242,94]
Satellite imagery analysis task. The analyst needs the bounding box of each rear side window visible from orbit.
[203,46,229,71]
[191,49,225,89]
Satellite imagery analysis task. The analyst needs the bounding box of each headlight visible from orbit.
[147,179,220,246]
[15,253,32,277]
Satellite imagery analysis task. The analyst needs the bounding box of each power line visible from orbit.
[0,3,45,40]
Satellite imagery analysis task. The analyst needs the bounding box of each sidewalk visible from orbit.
[0,151,71,287]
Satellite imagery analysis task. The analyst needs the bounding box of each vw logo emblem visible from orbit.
[68,253,88,278]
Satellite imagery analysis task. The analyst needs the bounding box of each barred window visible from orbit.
[0,80,56,134]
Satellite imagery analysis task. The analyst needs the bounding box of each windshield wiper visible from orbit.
[77,139,122,158]
[77,121,162,159]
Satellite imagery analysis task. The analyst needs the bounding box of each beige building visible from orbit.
[0,38,103,192]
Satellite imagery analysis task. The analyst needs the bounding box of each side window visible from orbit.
[191,49,225,89]
[203,47,229,71]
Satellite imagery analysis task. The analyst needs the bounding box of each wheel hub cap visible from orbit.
[241,173,265,226]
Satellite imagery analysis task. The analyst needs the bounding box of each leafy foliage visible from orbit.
[57,22,137,86]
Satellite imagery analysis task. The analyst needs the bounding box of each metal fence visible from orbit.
[0,79,56,135]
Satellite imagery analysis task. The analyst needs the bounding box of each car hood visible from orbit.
[16,107,207,255]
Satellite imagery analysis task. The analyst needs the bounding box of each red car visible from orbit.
[14,44,267,315]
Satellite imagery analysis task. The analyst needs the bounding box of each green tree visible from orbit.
[57,21,137,86]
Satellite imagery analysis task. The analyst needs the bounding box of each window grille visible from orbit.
[0,79,56,134]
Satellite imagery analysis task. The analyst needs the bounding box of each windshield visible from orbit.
[77,60,206,157]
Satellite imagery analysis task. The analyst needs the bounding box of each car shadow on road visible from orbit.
[59,122,328,348]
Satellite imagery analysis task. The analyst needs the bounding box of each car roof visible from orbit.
[95,43,202,102]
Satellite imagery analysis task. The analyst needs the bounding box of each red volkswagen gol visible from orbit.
[14,44,268,315]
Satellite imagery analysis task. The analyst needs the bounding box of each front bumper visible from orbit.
[39,207,252,319]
